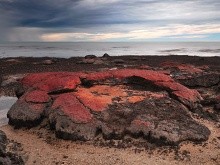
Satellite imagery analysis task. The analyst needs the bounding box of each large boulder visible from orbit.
[7,90,51,127]
[7,69,210,145]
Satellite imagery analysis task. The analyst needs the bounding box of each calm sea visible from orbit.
[0,42,219,58]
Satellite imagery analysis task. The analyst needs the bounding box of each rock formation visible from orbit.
[7,68,212,145]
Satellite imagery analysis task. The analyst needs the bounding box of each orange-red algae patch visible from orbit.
[52,93,92,123]
[25,90,50,103]
[75,85,127,112]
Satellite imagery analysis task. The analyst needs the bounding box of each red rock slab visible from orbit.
[83,69,173,83]
[155,81,202,106]
[21,72,56,87]
[83,69,201,106]
[35,76,81,92]
[81,71,113,81]
[52,93,92,123]
[21,72,85,93]
[111,69,173,82]
[25,90,51,103]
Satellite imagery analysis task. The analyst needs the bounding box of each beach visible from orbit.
[0,55,220,165]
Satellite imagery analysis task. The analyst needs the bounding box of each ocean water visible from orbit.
[0,42,219,58]
[0,96,17,126]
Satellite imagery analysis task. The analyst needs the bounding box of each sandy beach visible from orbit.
[0,55,220,165]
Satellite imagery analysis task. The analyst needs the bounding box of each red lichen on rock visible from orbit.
[131,119,151,127]
[21,72,54,87]
[75,85,127,112]
[52,93,92,123]
[83,69,173,83]
[160,61,203,73]
[147,92,167,99]
[155,81,202,104]
[21,72,85,93]
[139,65,151,69]
[28,104,46,112]
[25,90,51,103]
[77,69,202,106]
[81,71,113,81]
[111,69,173,82]
[127,96,146,103]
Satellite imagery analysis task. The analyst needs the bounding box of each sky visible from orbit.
[0,0,220,42]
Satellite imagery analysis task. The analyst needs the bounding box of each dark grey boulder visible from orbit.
[102,53,110,58]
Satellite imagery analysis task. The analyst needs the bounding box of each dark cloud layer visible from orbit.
[1,0,219,28]
[0,0,220,41]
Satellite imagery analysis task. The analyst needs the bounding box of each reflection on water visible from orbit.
[0,96,17,126]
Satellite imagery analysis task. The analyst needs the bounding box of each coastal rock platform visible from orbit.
[7,68,212,145]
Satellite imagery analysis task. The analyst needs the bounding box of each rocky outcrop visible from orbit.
[160,61,205,74]
[7,69,211,145]
[178,73,220,87]
[0,130,24,165]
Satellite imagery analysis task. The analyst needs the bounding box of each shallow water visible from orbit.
[0,96,17,126]
[0,42,219,58]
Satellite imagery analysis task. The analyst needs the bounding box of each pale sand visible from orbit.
[1,117,219,165]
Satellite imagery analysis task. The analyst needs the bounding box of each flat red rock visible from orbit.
[25,90,51,103]
[52,93,93,123]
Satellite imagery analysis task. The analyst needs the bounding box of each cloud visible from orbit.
[40,24,220,41]
[0,0,220,41]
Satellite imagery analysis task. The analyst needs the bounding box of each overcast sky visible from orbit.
[0,0,220,42]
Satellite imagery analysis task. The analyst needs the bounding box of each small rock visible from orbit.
[1,74,25,87]
[63,155,68,159]
[93,59,104,65]
[85,55,97,59]
[42,59,54,65]
[6,59,21,63]
[82,58,95,64]
[214,103,220,111]
[102,53,110,58]
[113,59,125,64]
